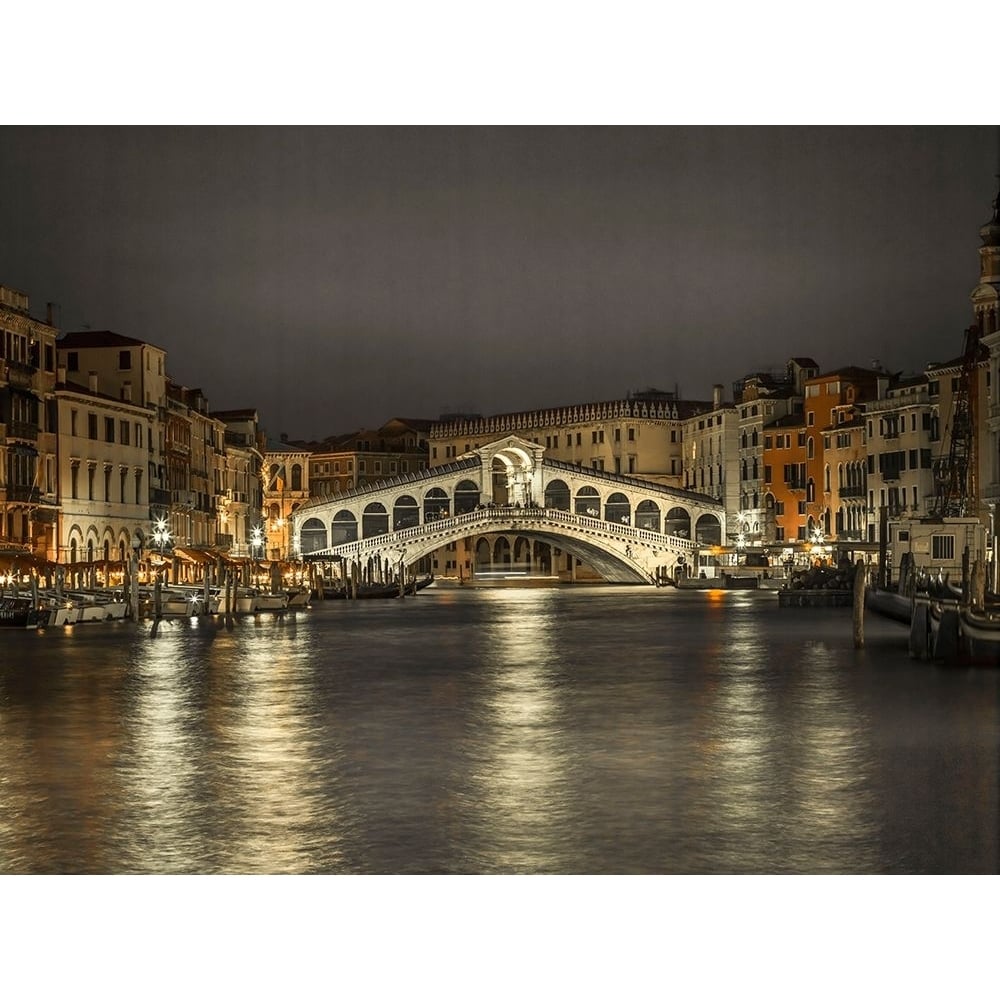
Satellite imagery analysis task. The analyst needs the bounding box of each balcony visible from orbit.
[3,359,40,390]
[216,533,234,550]
[3,484,40,503]
[5,420,39,442]
[839,485,866,499]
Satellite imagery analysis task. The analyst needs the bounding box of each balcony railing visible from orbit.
[216,533,234,550]
[6,420,39,441]
[839,485,866,499]
[3,484,40,503]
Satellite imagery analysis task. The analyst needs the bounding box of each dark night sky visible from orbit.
[1,126,996,441]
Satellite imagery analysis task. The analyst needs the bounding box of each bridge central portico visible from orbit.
[292,435,725,584]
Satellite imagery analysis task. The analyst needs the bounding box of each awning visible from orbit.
[173,547,217,564]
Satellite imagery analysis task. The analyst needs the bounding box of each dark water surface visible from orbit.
[1,587,997,873]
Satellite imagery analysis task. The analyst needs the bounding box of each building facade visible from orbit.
[0,285,59,559]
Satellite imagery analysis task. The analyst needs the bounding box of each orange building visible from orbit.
[802,366,883,543]
[761,414,807,545]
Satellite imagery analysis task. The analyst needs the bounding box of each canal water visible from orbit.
[0,586,996,874]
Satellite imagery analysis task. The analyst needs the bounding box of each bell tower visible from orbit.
[971,164,1000,335]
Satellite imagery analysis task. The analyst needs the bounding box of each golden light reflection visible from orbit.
[476,590,568,871]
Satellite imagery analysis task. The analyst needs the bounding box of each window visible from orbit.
[88,465,95,500]
[71,464,79,499]
[120,468,128,503]
[67,352,79,371]
[807,411,815,426]
[120,420,130,446]
[931,534,955,561]
[628,428,635,441]
[105,417,115,443]
[614,428,621,442]
[104,466,111,499]
[88,413,98,439]
[592,431,598,444]
[119,350,132,370]
[70,409,78,436]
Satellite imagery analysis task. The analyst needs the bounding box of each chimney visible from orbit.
[877,376,890,400]
[122,381,132,402]
[46,301,59,327]
[57,364,66,384]
[88,371,98,393]
[712,383,723,409]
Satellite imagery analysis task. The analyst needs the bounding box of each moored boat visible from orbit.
[865,587,912,625]
[0,595,44,629]
[959,608,1000,665]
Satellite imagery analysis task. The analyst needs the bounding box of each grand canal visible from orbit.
[0,586,996,874]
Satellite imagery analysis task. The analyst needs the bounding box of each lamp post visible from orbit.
[250,524,264,587]
[152,517,171,582]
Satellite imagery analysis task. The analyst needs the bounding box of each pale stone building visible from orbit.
[53,373,154,568]
[211,409,265,559]
[680,384,740,541]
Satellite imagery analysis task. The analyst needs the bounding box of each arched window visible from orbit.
[807,436,815,460]
[665,507,691,538]
[574,486,600,518]
[544,479,571,511]
[604,492,631,524]
[393,495,419,530]
[824,464,830,493]
[300,517,329,553]
[424,488,449,521]
[70,538,78,563]
[362,502,389,538]
[331,510,358,545]
[291,464,302,491]
[454,480,480,514]
[635,500,660,532]
[695,513,721,545]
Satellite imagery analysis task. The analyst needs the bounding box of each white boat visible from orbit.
[284,588,310,608]
[159,590,204,616]
[254,590,289,612]
[234,589,259,614]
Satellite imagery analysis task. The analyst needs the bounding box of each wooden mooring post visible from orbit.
[853,560,865,649]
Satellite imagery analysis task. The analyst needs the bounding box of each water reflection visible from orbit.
[0,591,997,873]
[474,590,570,872]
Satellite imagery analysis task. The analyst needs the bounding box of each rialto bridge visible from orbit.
[290,436,726,585]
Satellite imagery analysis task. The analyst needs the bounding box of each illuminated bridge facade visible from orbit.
[291,435,725,584]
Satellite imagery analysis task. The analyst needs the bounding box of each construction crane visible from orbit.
[930,324,982,517]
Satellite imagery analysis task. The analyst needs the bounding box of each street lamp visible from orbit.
[735,531,746,566]
[152,517,171,554]
[250,524,264,585]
